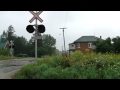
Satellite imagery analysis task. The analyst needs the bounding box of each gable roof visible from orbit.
[74,36,100,43]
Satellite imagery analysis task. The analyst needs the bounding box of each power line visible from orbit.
[64,11,68,27]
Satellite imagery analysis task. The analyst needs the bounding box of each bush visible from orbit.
[13,52,120,79]
[41,67,63,79]
[0,48,9,56]
[71,50,83,61]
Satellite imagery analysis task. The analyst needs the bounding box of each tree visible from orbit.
[112,36,120,53]
[42,34,56,47]
[13,36,28,55]
[94,37,113,53]
[105,37,113,52]
[42,34,56,55]
[2,25,57,57]
[28,34,56,57]
[7,25,15,41]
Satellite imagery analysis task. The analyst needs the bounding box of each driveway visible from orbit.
[0,58,36,79]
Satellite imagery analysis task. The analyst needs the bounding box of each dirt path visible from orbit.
[0,58,36,79]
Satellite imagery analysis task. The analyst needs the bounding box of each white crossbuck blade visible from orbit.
[29,11,43,23]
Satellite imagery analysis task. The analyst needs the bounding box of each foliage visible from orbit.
[28,34,56,57]
[13,51,120,79]
[42,34,56,48]
[94,37,112,53]
[0,25,57,58]
[94,36,120,53]
[112,36,120,53]
[13,36,28,55]
[0,48,9,55]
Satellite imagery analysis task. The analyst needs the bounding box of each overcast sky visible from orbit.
[1,11,120,51]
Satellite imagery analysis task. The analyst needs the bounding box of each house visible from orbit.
[0,31,8,49]
[69,36,101,54]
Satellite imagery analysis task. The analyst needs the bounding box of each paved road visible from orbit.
[0,58,36,79]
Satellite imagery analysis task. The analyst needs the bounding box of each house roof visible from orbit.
[74,36,100,43]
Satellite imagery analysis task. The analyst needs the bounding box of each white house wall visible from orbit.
[69,44,75,50]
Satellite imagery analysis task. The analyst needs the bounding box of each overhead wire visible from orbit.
[64,11,68,28]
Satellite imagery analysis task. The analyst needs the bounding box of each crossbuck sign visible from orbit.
[29,11,43,23]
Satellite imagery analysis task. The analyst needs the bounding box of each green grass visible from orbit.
[0,55,23,60]
[13,51,120,79]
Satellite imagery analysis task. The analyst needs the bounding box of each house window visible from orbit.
[71,44,74,47]
[88,43,92,48]
[77,43,80,48]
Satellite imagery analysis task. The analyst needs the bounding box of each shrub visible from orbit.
[0,48,9,56]
[13,52,120,79]
[71,50,83,61]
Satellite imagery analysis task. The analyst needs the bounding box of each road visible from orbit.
[0,58,36,79]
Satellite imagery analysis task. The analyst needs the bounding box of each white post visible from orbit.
[10,40,13,58]
[35,11,38,59]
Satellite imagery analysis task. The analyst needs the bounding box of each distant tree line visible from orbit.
[94,36,120,53]
[1,25,57,57]
[12,34,56,57]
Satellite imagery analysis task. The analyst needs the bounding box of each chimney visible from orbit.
[100,36,102,39]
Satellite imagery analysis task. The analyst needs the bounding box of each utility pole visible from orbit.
[35,11,38,59]
[61,46,63,54]
[59,28,67,53]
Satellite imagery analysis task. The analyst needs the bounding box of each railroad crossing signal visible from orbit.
[29,11,43,23]
[27,11,45,59]
[26,25,45,33]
